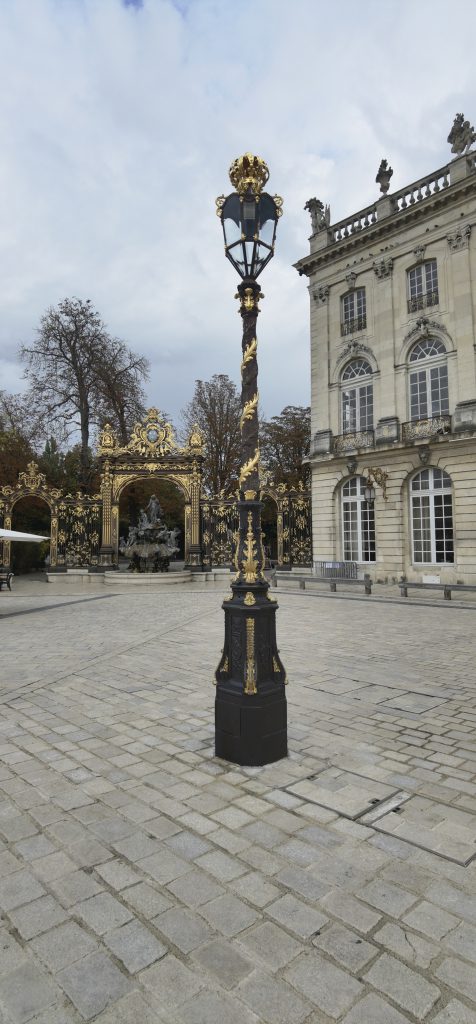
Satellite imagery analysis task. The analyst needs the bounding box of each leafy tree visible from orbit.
[21,297,149,489]
[181,374,241,494]
[260,405,311,488]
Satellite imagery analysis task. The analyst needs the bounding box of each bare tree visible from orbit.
[93,338,149,445]
[21,298,149,487]
[181,374,241,494]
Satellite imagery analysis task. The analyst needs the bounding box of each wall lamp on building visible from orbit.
[363,467,389,502]
[214,154,287,767]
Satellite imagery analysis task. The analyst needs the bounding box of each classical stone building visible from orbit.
[296,115,476,583]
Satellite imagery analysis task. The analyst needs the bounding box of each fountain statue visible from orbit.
[119,495,179,572]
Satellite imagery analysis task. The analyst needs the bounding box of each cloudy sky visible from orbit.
[1,0,476,429]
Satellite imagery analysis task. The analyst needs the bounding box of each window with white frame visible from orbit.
[408,338,449,420]
[411,468,454,564]
[341,288,366,335]
[407,260,439,313]
[342,476,376,562]
[341,359,374,434]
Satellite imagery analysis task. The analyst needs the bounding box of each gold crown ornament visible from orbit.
[229,153,270,195]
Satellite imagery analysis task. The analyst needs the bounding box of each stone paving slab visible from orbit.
[0,577,475,1022]
[286,768,398,819]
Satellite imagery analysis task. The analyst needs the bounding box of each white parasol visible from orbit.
[0,529,49,542]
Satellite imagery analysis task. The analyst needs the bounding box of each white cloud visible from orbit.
[0,0,475,423]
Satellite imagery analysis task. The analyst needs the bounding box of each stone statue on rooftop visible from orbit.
[447,113,476,155]
[304,198,331,234]
[376,159,393,195]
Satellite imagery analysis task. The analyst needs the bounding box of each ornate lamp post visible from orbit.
[214,153,287,766]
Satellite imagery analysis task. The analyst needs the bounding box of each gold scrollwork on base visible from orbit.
[244,617,257,695]
[242,512,259,583]
[244,591,256,606]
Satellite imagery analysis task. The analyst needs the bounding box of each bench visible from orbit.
[0,572,14,592]
[399,578,476,601]
[272,573,372,595]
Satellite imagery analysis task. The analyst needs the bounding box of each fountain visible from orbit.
[119,494,179,572]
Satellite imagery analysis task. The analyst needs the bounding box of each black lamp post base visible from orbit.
[215,578,288,767]
[215,686,287,766]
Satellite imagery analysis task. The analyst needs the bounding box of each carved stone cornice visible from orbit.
[447,223,471,251]
[294,173,476,278]
[373,256,394,279]
[312,285,330,305]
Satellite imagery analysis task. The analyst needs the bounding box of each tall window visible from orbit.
[409,338,449,420]
[411,468,454,564]
[341,288,366,335]
[341,359,373,433]
[342,477,376,562]
[407,260,438,313]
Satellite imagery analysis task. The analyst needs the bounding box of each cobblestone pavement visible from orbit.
[0,577,475,1023]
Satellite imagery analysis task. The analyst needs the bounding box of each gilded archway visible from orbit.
[0,462,61,570]
[97,409,204,568]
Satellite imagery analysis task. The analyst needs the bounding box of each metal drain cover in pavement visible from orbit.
[372,795,476,866]
[286,768,398,820]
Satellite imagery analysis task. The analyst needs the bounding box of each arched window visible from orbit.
[411,468,454,564]
[408,338,449,420]
[342,476,376,562]
[341,359,373,434]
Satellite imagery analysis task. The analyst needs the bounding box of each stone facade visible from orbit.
[296,128,476,583]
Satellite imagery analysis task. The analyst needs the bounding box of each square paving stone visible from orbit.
[57,951,131,1021]
[176,988,261,1024]
[198,894,259,937]
[104,919,167,973]
[373,922,438,969]
[230,871,280,908]
[287,770,397,819]
[8,894,69,939]
[435,958,476,1004]
[0,869,45,911]
[238,969,312,1024]
[195,849,248,881]
[95,859,142,891]
[153,906,213,953]
[30,920,99,972]
[0,962,59,1023]
[374,796,476,865]
[14,835,57,861]
[432,1001,476,1024]
[364,953,440,1019]
[266,894,328,938]
[48,869,104,907]
[75,892,132,935]
[443,920,476,962]
[192,939,254,988]
[341,993,415,1023]
[313,923,377,972]
[164,830,211,860]
[122,882,173,918]
[359,880,417,918]
[284,950,364,1019]
[138,849,193,885]
[167,868,225,907]
[140,954,204,1009]
[238,921,303,971]
[403,900,460,940]
[0,930,28,975]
